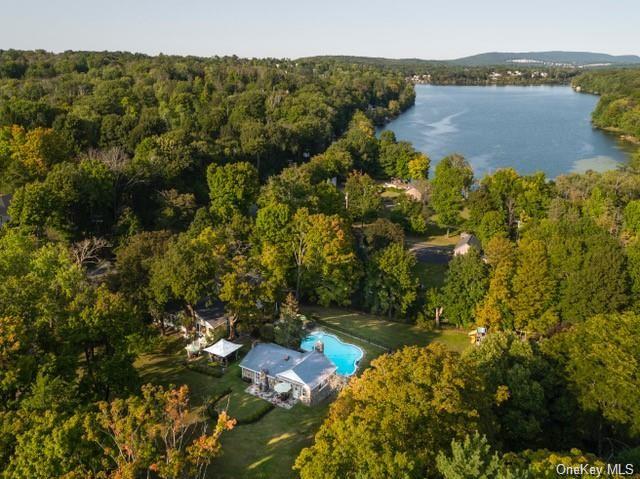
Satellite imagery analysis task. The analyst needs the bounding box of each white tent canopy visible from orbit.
[203,338,243,359]
[274,382,292,394]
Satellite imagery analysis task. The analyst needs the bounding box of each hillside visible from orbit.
[449,51,640,67]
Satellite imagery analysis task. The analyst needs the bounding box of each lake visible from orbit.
[380,84,634,178]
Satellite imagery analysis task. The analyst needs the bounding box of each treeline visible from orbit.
[300,56,579,85]
[573,68,640,140]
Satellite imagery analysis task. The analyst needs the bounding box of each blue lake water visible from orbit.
[380,85,634,178]
[300,331,363,376]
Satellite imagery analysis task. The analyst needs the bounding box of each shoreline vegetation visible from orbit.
[571,69,640,147]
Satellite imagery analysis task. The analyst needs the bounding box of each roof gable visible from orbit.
[284,350,337,388]
[455,233,481,250]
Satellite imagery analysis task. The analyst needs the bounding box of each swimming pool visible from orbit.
[300,331,363,376]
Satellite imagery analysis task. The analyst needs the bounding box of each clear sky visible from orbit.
[1,0,638,59]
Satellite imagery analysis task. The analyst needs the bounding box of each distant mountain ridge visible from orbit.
[449,51,640,67]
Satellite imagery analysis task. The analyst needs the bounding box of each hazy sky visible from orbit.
[1,0,638,59]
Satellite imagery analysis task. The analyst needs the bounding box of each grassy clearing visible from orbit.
[304,306,470,354]
[214,403,328,479]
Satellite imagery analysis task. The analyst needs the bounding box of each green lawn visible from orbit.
[214,402,328,479]
[135,335,329,479]
[304,306,470,353]
[135,335,223,408]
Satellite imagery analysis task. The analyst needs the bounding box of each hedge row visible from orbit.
[235,401,275,425]
[185,361,223,377]
[205,387,232,419]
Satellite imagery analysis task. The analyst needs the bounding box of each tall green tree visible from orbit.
[475,237,516,330]
[511,239,557,333]
[431,155,473,235]
[440,248,488,327]
[437,432,529,479]
[207,161,259,222]
[219,255,265,338]
[364,242,418,319]
[564,312,640,447]
[290,208,361,305]
[149,227,228,324]
[344,171,382,225]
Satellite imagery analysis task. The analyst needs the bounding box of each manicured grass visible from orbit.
[135,335,267,416]
[214,402,328,479]
[304,306,470,354]
[135,335,222,408]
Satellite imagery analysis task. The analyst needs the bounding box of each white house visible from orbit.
[240,343,337,406]
[166,300,229,339]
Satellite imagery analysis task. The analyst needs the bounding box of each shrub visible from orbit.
[236,401,275,425]
[185,360,223,377]
[205,387,232,420]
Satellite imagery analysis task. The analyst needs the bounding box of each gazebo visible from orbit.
[203,338,243,365]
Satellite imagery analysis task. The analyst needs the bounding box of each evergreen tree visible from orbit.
[475,237,516,330]
[511,239,557,333]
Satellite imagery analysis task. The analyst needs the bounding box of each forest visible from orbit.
[300,55,580,85]
[1,49,640,478]
[573,69,640,141]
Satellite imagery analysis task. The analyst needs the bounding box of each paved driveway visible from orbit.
[408,242,453,264]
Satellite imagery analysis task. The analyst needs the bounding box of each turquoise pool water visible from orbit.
[300,331,363,376]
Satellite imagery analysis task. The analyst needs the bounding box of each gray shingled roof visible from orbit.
[240,343,337,388]
[455,233,481,250]
[283,351,337,388]
[240,343,305,376]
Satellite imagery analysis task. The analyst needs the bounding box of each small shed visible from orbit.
[203,338,243,364]
[468,327,488,345]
